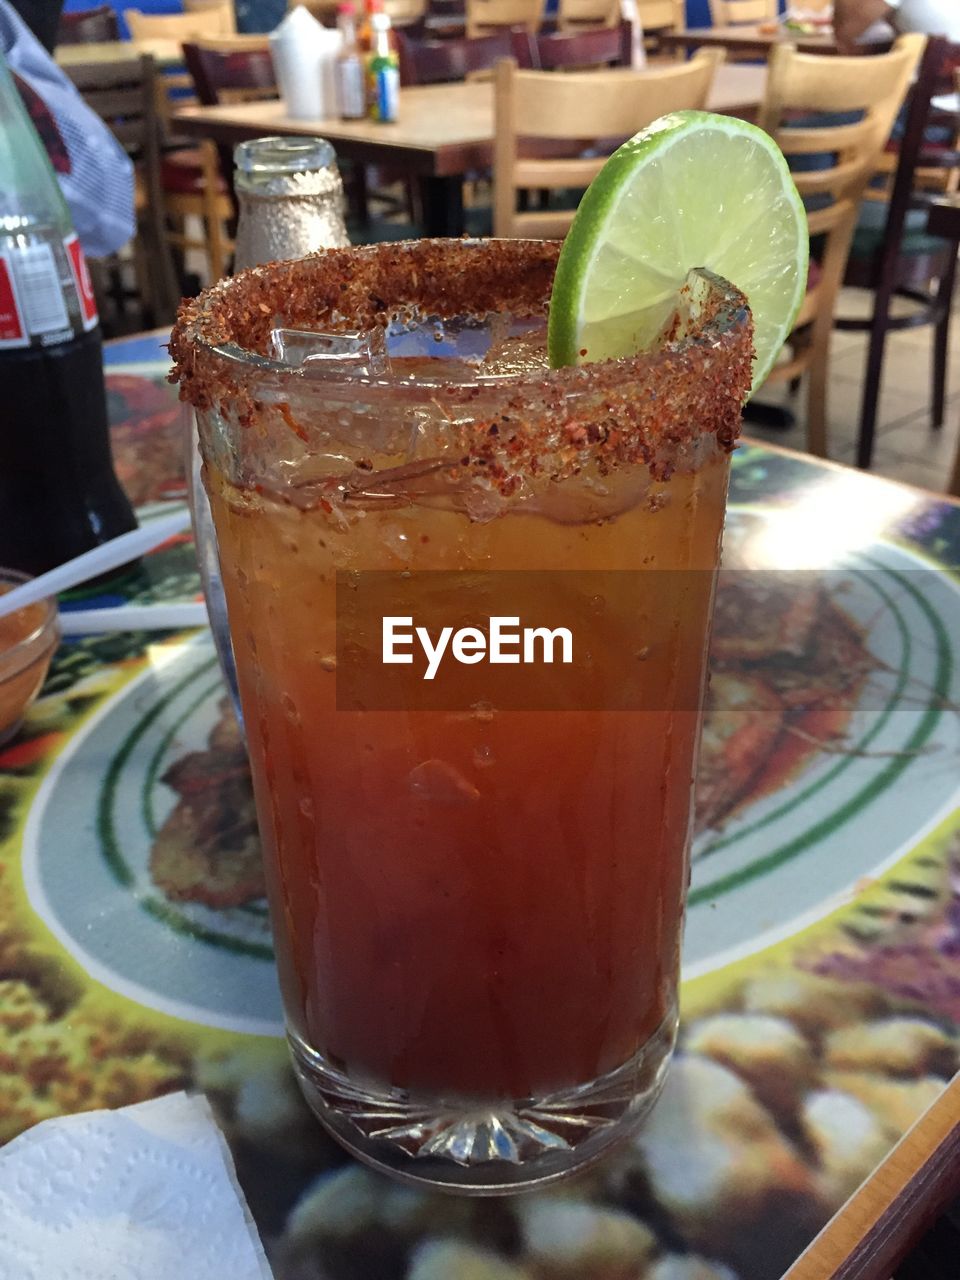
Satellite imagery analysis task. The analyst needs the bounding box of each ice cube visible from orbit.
[268,326,388,375]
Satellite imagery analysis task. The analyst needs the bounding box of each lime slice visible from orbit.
[547,110,808,394]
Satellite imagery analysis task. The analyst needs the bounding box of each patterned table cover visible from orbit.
[1,332,958,1280]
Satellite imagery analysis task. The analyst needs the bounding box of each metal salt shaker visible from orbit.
[232,135,349,270]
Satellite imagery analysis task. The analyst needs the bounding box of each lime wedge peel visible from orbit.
[547,110,808,396]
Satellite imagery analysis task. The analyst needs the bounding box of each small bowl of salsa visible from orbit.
[0,569,60,746]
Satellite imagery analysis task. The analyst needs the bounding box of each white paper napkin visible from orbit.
[270,5,342,120]
[0,1092,274,1280]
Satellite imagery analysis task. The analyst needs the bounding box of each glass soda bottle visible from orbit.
[366,9,399,123]
[336,2,366,120]
[0,50,137,577]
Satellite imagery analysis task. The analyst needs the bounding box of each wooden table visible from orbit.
[55,37,185,71]
[660,22,893,58]
[171,64,767,235]
[0,331,958,1280]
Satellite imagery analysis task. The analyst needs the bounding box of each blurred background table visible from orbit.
[55,35,184,68]
[171,63,767,233]
[659,21,893,58]
[0,328,957,1279]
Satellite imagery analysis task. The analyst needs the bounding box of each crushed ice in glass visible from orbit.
[269,316,547,382]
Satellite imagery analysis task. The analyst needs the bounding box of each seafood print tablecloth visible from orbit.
[0,332,958,1280]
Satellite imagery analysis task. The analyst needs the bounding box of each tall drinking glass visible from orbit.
[170,240,752,1193]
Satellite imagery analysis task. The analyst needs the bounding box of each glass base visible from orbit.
[289,1008,677,1193]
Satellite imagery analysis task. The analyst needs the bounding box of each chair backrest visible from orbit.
[63,51,158,156]
[123,6,235,41]
[757,34,925,450]
[184,0,238,30]
[384,0,429,27]
[56,5,119,44]
[708,0,777,24]
[182,37,276,104]
[760,33,926,219]
[64,53,178,316]
[397,28,530,84]
[868,37,960,256]
[532,20,632,69]
[493,47,723,237]
[634,0,683,32]
[557,0,620,32]
[466,0,544,38]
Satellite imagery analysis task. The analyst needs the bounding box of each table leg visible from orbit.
[418,176,465,237]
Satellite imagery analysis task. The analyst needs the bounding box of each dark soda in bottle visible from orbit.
[0,50,137,576]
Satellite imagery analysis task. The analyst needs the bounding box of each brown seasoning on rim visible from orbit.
[169,240,754,492]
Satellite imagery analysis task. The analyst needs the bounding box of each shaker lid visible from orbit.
[233,136,337,176]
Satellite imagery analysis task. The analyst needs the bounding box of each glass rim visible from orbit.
[170,239,753,487]
[0,568,59,680]
[233,135,337,176]
[171,238,750,393]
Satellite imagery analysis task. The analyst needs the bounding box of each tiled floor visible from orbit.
[745,286,960,496]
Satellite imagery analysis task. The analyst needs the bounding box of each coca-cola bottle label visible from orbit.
[8,242,70,338]
[0,255,28,348]
[65,234,98,331]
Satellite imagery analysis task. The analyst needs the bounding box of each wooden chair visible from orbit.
[176,37,276,281]
[635,0,683,29]
[756,34,925,459]
[836,36,960,468]
[56,5,119,44]
[557,0,620,32]
[397,28,532,83]
[184,0,238,31]
[62,55,179,328]
[708,0,778,25]
[466,0,544,39]
[123,6,235,41]
[182,36,274,102]
[532,21,633,69]
[493,48,723,238]
[634,0,684,57]
[384,0,429,29]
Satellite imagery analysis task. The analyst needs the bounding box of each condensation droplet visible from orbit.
[408,759,480,806]
[319,655,337,672]
[280,693,300,723]
[471,700,495,723]
[473,745,495,769]
[299,797,314,820]
[635,646,650,661]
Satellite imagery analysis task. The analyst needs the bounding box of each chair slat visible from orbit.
[509,210,584,237]
[776,120,876,154]
[510,54,722,139]
[56,5,119,44]
[514,155,607,186]
[124,5,233,40]
[708,0,778,23]
[757,37,923,459]
[788,158,870,196]
[493,49,722,240]
[466,0,544,38]
[533,21,632,70]
[79,88,146,117]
